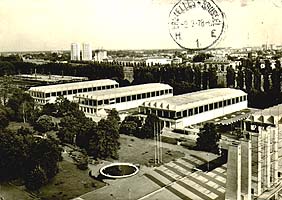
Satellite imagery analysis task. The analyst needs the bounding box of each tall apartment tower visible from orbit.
[71,43,80,61]
[82,43,92,61]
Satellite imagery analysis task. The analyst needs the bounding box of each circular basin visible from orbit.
[100,163,139,179]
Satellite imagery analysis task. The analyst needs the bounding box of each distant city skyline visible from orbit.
[0,0,282,52]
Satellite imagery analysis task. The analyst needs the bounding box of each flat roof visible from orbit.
[28,79,118,93]
[76,83,172,100]
[142,88,247,111]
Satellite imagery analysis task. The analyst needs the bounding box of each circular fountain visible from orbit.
[99,163,139,179]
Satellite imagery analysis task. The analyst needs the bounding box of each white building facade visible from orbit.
[94,50,107,62]
[139,88,248,129]
[28,79,119,105]
[75,83,173,118]
[82,43,92,61]
[71,43,80,61]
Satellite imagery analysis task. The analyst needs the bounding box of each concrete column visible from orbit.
[251,130,262,196]
[226,142,241,200]
[265,130,271,189]
[273,129,279,185]
[240,139,252,200]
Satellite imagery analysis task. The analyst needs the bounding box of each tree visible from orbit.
[55,96,83,117]
[107,108,120,122]
[0,106,9,130]
[6,89,35,122]
[34,115,55,133]
[226,67,235,87]
[119,121,138,136]
[24,166,48,191]
[139,114,161,139]
[119,116,142,136]
[196,123,221,154]
[88,119,120,159]
[0,129,28,180]
[41,103,58,117]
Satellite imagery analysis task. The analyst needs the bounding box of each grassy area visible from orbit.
[36,161,106,200]
[7,121,34,132]
[117,135,185,166]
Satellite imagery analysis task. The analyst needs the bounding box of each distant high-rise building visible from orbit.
[71,43,80,61]
[82,43,92,61]
[94,50,107,62]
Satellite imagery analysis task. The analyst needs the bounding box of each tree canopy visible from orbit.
[196,123,221,154]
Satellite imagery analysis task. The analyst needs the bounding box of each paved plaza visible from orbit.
[75,154,227,200]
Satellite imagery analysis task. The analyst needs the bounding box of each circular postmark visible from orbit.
[168,0,225,50]
[272,0,282,7]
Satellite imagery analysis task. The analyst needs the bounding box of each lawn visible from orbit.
[36,161,106,200]
[117,134,185,166]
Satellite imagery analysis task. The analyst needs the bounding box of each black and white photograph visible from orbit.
[0,0,282,199]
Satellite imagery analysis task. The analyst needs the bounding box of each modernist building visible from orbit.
[139,88,248,129]
[225,104,282,200]
[94,50,107,62]
[75,83,173,118]
[82,43,92,61]
[28,79,119,105]
[71,43,80,61]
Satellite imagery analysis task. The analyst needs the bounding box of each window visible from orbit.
[93,100,97,106]
[236,97,239,103]
[68,90,72,95]
[127,96,131,101]
[204,105,209,111]
[62,91,66,95]
[57,91,62,96]
[164,111,169,118]
[199,106,203,113]
[160,90,164,95]
[188,109,193,116]
[137,94,141,99]
[183,110,188,117]
[111,85,115,88]
[142,93,146,98]
[151,91,156,97]
[232,98,235,104]
[227,99,231,105]
[243,96,247,101]
[156,91,160,96]
[102,86,106,90]
[88,87,92,92]
[169,89,173,93]
[106,85,111,89]
[176,112,181,117]
[104,99,109,105]
[194,107,198,114]
[121,97,126,102]
[147,92,151,98]
[46,93,50,98]
[219,101,223,108]
[51,92,56,97]
[224,100,227,106]
[97,86,101,90]
[78,89,82,93]
[83,88,87,92]
[157,110,162,116]
[132,95,137,100]
[116,98,121,103]
[209,103,213,110]
[98,100,103,105]
[214,102,218,109]
[93,87,97,91]
[73,90,77,94]
[165,89,169,94]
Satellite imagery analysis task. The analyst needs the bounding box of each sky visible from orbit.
[0,0,282,51]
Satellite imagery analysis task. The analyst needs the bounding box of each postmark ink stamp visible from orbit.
[168,0,225,50]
